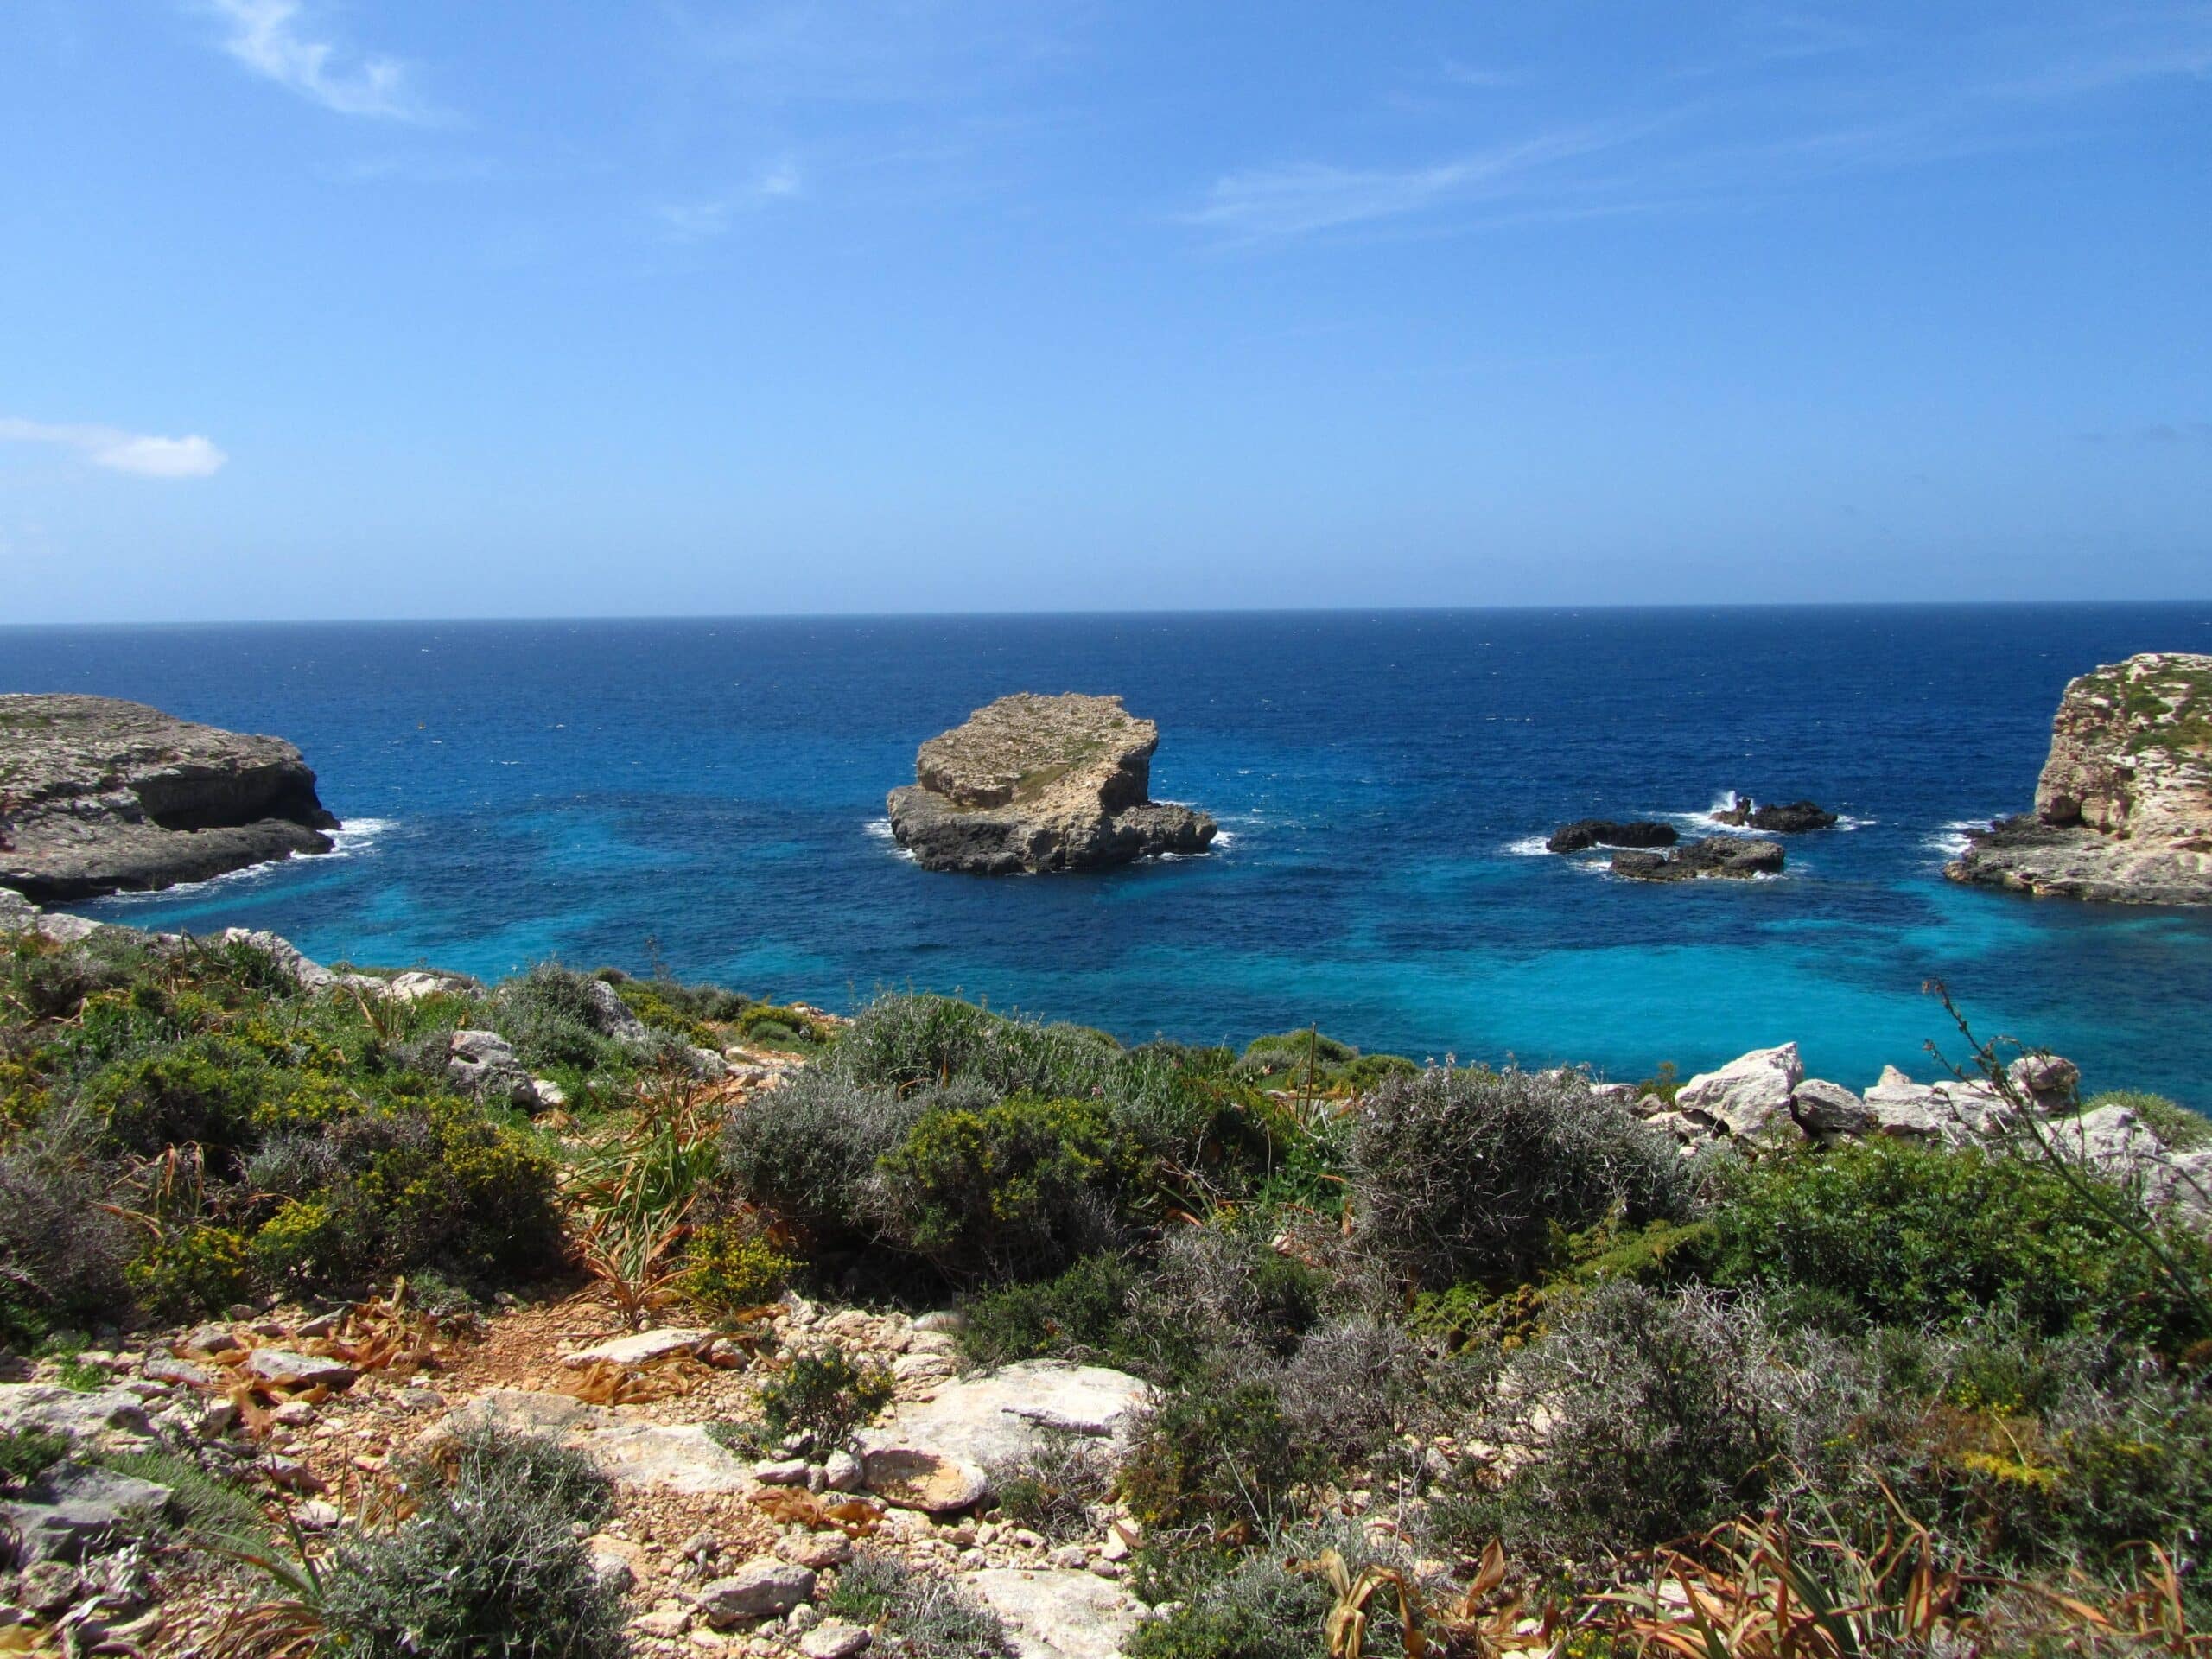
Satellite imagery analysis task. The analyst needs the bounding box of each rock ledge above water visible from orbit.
[0,694,338,900]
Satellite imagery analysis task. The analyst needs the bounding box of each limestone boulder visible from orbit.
[856,1359,1151,1512]
[1675,1045,1803,1139]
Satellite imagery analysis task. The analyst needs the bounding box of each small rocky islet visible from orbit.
[886,693,1216,874]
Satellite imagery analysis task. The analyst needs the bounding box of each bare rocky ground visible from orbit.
[0,1092,1181,1659]
[2,1278,1169,1659]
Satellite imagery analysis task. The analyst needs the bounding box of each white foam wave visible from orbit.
[327,816,394,857]
[1211,830,1236,847]
[93,819,390,904]
[863,818,895,840]
[1925,818,1992,859]
[1504,835,1554,857]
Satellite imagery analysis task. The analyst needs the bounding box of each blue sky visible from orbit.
[2,1,2208,620]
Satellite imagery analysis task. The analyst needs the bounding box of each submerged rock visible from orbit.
[0,694,339,900]
[887,694,1216,874]
[1612,837,1784,882]
[1948,653,2212,904]
[1546,819,1677,854]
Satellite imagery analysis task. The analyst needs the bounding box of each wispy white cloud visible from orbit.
[652,161,807,241]
[201,0,426,120]
[1194,7,2212,247]
[0,419,228,480]
[1186,125,1655,244]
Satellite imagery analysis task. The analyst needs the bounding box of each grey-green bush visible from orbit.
[319,1424,623,1659]
[1433,1282,1825,1560]
[720,1067,918,1238]
[1348,1065,1688,1289]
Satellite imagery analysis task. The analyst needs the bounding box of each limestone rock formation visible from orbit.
[1948,653,2212,904]
[0,694,339,900]
[1546,818,1677,854]
[887,694,1216,874]
[1612,836,1784,882]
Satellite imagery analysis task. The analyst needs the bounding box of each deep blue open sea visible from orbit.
[5,607,2211,1107]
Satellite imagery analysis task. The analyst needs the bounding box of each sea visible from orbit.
[4,606,2210,1109]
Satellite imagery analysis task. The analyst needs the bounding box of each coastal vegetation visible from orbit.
[2,920,2209,1655]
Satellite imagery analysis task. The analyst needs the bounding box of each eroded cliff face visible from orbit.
[887,693,1216,874]
[0,695,339,900]
[1948,653,2212,904]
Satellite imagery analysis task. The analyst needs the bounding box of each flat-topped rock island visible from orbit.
[887,692,1217,874]
[0,694,339,900]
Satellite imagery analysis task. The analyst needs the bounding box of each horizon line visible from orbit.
[6,596,2212,632]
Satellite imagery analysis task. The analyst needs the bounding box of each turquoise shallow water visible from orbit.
[3,606,2209,1107]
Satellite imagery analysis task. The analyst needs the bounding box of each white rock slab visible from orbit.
[967,1567,1145,1659]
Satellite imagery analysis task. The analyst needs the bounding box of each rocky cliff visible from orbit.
[1947,652,2212,904]
[887,693,1217,874]
[0,694,339,900]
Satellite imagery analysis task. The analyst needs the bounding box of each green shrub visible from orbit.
[758,1346,896,1450]
[86,1039,267,1159]
[320,1425,622,1659]
[0,1109,134,1341]
[1144,1226,1328,1366]
[1123,1529,1425,1659]
[249,1099,562,1294]
[874,1094,1138,1280]
[1347,1066,1688,1291]
[1121,1379,1315,1536]
[823,1552,1010,1659]
[735,1003,831,1051]
[1700,1138,2212,1350]
[125,1225,251,1321]
[957,1253,1142,1370]
[488,964,626,1073]
[680,1217,797,1315]
[833,995,1122,1100]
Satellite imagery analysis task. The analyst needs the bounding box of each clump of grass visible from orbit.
[988,1430,1115,1543]
[824,1553,1010,1659]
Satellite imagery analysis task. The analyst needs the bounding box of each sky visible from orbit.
[2,1,2208,621]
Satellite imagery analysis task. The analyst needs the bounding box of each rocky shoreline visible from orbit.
[0,694,339,900]
[1948,652,2212,904]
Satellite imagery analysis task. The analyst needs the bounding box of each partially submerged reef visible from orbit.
[1949,652,2212,904]
[3,893,2209,1658]
[0,696,340,901]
